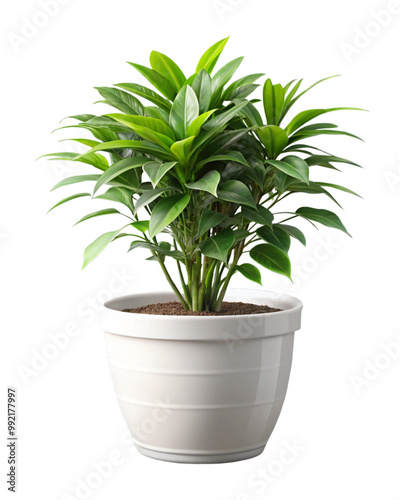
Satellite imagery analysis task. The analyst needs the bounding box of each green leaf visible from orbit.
[149,51,186,92]
[108,114,175,141]
[130,220,149,233]
[129,240,185,260]
[263,79,285,125]
[279,75,340,124]
[257,125,288,158]
[193,101,250,150]
[305,154,361,168]
[296,207,350,235]
[278,224,306,246]
[289,128,363,144]
[170,136,196,163]
[317,182,361,197]
[266,155,309,184]
[186,110,215,137]
[42,151,109,171]
[241,205,273,227]
[274,169,295,192]
[250,244,291,279]
[191,70,212,113]
[211,57,244,96]
[197,150,249,169]
[196,209,226,238]
[116,83,171,111]
[83,227,125,268]
[186,170,220,196]
[76,140,167,160]
[128,62,177,100]
[169,85,199,140]
[218,180,256,208]
[144,106,169,122]
[286,107,364,135]
[96,186,135,214]
[48,193,90,213]
[256,225,291,252]
[223,73,264,100]
[75,208,122,225]
[239,101,263,127]
[93,157,148,194]
[198,228,235,263]
[149,193,191,238]
[95,87,144,115]
[135,188,167,213]
[233,229,251,244]
[51,175,100,191]
[196,37,229,74]
[143,161,177,187]
[235,263,262,285]
[287,181,343,207]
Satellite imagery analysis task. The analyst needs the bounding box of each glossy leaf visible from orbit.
[263,79,285,125]
[198,228,235,263]
[51,175,100,191]
[143,161,177,187]
[257,125,289,158]
[170,136,196,163]
[186,110,215,137]
[217,180,256,208]
[93,157,148,194]
[135,188,167,213]
[48,193,90,213]
[278,224,306,246]
[191,70,212,113]
[223,73,264,100]
[130,221,149,233]
[286,107,364,135]
[186,170,220,196]
[305,154,361,168]
[197,150,249,168]
[128,62,177,100]
[296,207,350,235]
[95,87,144,115]
[196,37,229,73]
[96,186,135,213]
[149,193,190,238]
[149,51,186,91]
[75,208,122,225]
[196,210,226,237]
[266,155,309,184]
[169,85,199,139]
[235,263,262,285]
[116,82,171,111]
[256,225,291,252]
[250,244,291,279]
[83,227,124,268]
[241,205,273,227]
[211,57,244,96]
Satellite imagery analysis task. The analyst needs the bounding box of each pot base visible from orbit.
[135,445,265,464]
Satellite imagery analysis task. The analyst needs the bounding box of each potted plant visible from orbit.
[44,38,363,463]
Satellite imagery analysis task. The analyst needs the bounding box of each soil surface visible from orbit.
[122,301,281,316]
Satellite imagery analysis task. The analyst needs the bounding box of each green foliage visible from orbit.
[45,39,363,311]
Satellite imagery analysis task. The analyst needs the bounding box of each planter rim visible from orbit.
[101,289,303,341]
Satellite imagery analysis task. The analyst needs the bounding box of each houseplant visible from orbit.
[45,38,363,462]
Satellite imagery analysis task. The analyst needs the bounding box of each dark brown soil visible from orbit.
[122,301,281,316]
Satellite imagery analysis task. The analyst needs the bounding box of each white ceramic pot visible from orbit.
[100,289,302,463]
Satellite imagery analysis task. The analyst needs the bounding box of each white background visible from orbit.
[1,0,400,498]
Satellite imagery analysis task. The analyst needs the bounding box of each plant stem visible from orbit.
[214,242,244,311]
[155,253,189,310]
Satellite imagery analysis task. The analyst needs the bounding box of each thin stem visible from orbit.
[155,253,189,310]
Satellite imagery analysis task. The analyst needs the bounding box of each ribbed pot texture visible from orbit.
[100,289,303,463]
